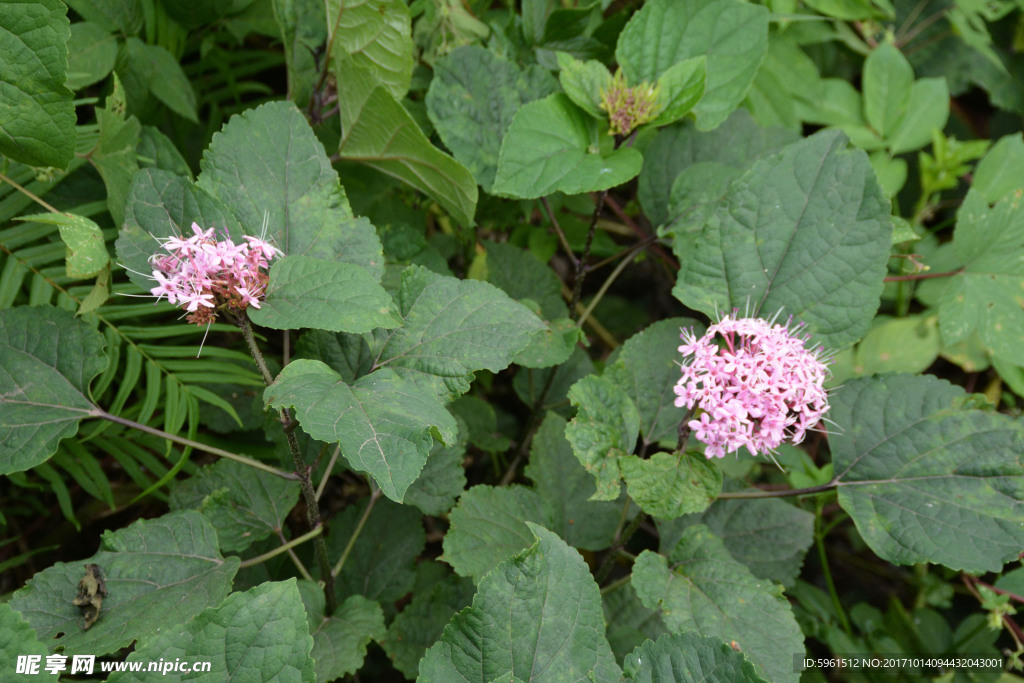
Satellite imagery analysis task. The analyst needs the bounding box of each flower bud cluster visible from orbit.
[674,314,831,459]
[148,222,280,325]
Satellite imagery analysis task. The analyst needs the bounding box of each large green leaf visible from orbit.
[492,94,643,199]
[18,213,109,278]
[110,580,313,682]
[659,495,814,588]
[199,100,385,277]
[426,46,558,192]
[9,511,239,656]
[272,0,327,105]
[972,133,1024,202]
[604,318,701,446]
[91,74,141,227]
[525,413,623,551]
[638,110,799,227]
[421,524,622,682]
[403,414,468,516]
[65,21,117,90]
[632,525,804,683]
[937,189,1024,365]
[325,0,413,100]
[65,0,142,34]
[169,459,300,554]
[124,39,197,122]
[441,485,550,582]
[482,240,567,321]
[0,603,48,666]
[264,360,457,501]
[830,374,1024,572]
[249,256,400,333]
[621,451,722,521]
[117,168,245,291]
[369,265,546,402]
[334,56,478,226]
[298,586,385,683]
[615,0,768,131]
[603,584,668,663]
[327,498,424,603]
[0,306,106,476]
[675,129,892,350]
[623,632,769,682]
[381,574,475,679]
[565,375,638,501]
[862,43,913,140]
[0,0,76,168]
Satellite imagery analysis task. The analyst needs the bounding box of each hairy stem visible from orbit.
[238,526,323,569]
[239,314,337,614]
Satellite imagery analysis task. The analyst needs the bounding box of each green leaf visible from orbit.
[169,459,300,554]
[327,497,425,603]
[565,375,638,501]
[381,574,475,679]
[369,265,546,402]
[17,212,109,278]
[659,496,815,588]
[199,100,385,276]
[265,360,457,501]
[334,56,478,226]
[862,43,913,139]
[831,374,1024,572]
[829,314,940,384]
[615,0,768,131]
[118,168,245,291]
[9,511,239,656]
[937,189,1024,364]
[136,125,191,178]
[272,0,327,106]
[649,56,707,128]
[557,52,611,119]
[65,22,117,90]
[121,38,198,122]
[675,130,892,350]
[421,524,622,682]
[92,74,141,227]
[623,631,769,682]
[404,415,468,516]
[109,579,313,682]
[973,133,1024,203]
[441,485,550,582]
[638,110,799,227]
[621,451,722,521]
[632,526,804,683]
[603,583,668,663]
[492,94,644,199]
[427,46,558,192]
[249,256,400,333]
[325,0,412,99]
[482,239,567,320]
[65,0,142,34]
[886,78,949,154]
[0,0,76,167]
[604,318,701,446]
[0,603,49,665]
[0,306,106,476]
[525,413,623,551]
[299,588,385,683]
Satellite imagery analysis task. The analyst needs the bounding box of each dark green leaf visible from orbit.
[272,0,327,106]
[265,360,457,502]
[862,42,913,139]
[675,130,892,350]
[565,375,638,501]
[65,0,142,34]
[249,256,401,333]
[427,46,558,192]
[403,414,468,516]
[0,603,49,665]
[9,511,239,656]
[632,525,804,683]
[65,22,117,90]
[109,580,313,682]
[973,133,1024,202]
[136,125,191,178]
[831,374,1024,572]
[325,0,413,99]
[603,584,668,663]
[169,459,300,554]
[0,306,106,476]
[0,0,76,167]
[421,524,622,682]
[621,451,722,521]
[493,94,643,199]
[299,587,385,683]
[623,631,769,682]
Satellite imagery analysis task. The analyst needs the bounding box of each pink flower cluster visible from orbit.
[148,222,280,325]
[674,314,831,459]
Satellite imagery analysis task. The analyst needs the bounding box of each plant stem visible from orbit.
[0,172,61,213]
[816,499,853,637]
[316,445,342,502]
[576,238,644,329]
[716,481,837,499]
[883,267,964,282]
[95,409,298,480]
[541,197,578,268]
[568,190,607,320]
[238,526,323,569]
[600,574,632,596]
[332,485,381,577]
[238,314,337,614]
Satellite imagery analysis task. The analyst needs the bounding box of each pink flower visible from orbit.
[676,313,831,459]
